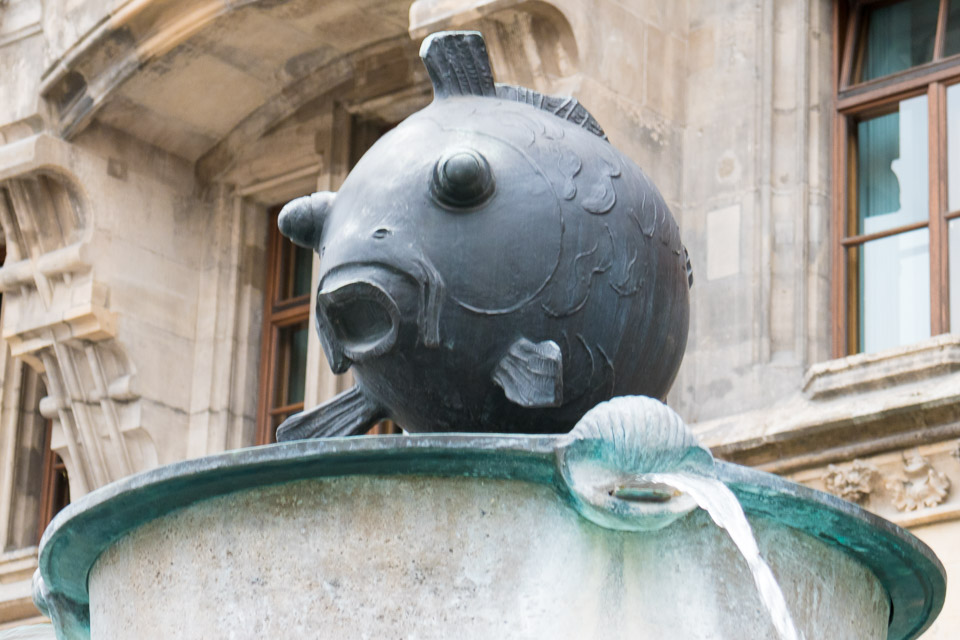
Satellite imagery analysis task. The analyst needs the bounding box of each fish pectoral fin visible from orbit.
[493,338,564,408]
[276,386,384,441]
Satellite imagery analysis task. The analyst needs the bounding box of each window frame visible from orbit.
[254,111,409,443]
[832,0,960,355]
[37,418,70,543]
[255,206,312,445]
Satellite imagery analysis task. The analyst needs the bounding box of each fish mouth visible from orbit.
[321,279,400,361]
[317,260,440,374]
[318,267,407,369]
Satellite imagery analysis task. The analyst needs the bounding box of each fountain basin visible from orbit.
[35,435,945,639]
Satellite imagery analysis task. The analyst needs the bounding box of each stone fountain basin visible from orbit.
[36,435,945,639]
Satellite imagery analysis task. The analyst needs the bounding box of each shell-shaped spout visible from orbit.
[557,396,715,531]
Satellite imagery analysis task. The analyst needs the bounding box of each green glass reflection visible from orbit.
[292,245,312,298]
[287,324,308,405]
[857,111,901,229]
[860,0,939,82]
[276,322,309,406]
[945,0,960,58]
[856,95,928,235]
[949,84,960,212]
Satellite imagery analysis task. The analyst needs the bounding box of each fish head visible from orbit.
[278,105,565,377]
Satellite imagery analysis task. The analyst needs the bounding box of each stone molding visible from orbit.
[802,335,960,400]
[696,335,960,475]
[0,0,42,49]
[39,0,261,139]
[0,134,148,497]
[0,548,39,628]
[791,440,960,528]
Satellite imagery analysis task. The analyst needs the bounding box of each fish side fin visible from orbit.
[496,84,607,140]
[683,244,694,288]
[493,338,564,408]
[276,386,384,441]
[420,31,496,99]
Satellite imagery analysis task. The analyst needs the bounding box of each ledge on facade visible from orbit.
[0,547,40,628]
[409,0,526,37]
[694,334,960,475]
[802,334,960,399]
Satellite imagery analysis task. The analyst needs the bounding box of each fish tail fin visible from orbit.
[420,31,496,100]
[276,386,384,441]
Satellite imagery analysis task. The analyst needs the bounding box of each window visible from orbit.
[0,235,66,547]
[256,208,312,444]
[834,0,960,355]
[38,419,70,541]
[255,113,401,443]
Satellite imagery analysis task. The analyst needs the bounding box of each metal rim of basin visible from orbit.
[37,434,946,640]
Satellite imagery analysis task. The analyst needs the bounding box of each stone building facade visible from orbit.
[0,0,957,636]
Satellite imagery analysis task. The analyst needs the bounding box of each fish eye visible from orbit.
[431,148,495,209]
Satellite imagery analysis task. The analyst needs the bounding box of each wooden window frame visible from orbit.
[255,206,311,445]
[37,419,70,542]
[254,112,407,443]
[832,0,960,355]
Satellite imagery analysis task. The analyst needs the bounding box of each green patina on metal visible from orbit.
[36,433,945,640]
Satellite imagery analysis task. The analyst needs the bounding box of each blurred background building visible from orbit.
[0,0,957,636]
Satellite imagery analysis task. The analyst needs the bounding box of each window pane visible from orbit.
[278,242,313,301]
[951,219,960,333]
[858,228,931,353]
[856,94,929,235]
[946,0,960,58]
[859,0,939,82]
[291,245,312,298]
[949,84,960,212]
[274,322,308,407]
[51,455,71,519]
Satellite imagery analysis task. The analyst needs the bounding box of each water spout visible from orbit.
[558,396,803,640]
[644,471,803,640]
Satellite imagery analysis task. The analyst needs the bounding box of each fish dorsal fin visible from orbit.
[420,31,608,140]
[420,31,496,99]
[496,84,608,140]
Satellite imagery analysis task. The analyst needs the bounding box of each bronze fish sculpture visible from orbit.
[276,31,692,440]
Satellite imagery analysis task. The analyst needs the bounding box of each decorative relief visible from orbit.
[0,158,151,496]
[822,460,880,504]
[885,450,951,512]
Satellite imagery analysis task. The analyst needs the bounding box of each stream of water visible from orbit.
[644,472,804,640]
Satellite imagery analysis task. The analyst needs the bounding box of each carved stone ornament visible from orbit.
[0,140,150,496]
[822,460,880,504]
[885,450,951,512]
[275,31,692,440]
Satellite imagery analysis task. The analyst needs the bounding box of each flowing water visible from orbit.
[644,472,804,640]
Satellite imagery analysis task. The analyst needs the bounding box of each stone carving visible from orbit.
[0,159,150,495]
[886,450,951,512]
[276,31,692,440]
[822,460,880,504]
